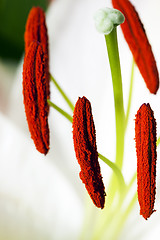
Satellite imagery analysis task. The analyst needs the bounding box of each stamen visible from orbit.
[135,103,157,219]
[112,0,159,94]
[23,41,50,154]
[72,97,106,209]
[24,6,48,55]
[24,6,50,98]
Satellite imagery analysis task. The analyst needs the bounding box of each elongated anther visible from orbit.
[72,97,106,209]
[24,6,50,98]
[135,103,157,219]
[23,41,50,155]
[112,0,159,94]
[24,6,48,55]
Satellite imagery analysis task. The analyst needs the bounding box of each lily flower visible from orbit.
[0,0,160,239]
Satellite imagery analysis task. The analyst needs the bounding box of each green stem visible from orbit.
[125,59,135,132]
[104,27,125,210]
[97,192,137,240]
[98,153,126,191]
[47,100,73,123]
[111,193,137,240]
[105,28,125,169]
[91,177,137,240]
[50,73,74,111]
[126,172,137,193]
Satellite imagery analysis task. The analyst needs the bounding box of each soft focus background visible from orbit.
[0,0,160,239]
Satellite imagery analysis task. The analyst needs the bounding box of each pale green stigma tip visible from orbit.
[94,7,125,35]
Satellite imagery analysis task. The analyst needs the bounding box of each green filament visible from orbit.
[50,74,74,111]
[98,153,126,192]
[105,27,125,170]
[47,100,73,123]
[125,59,135,131]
